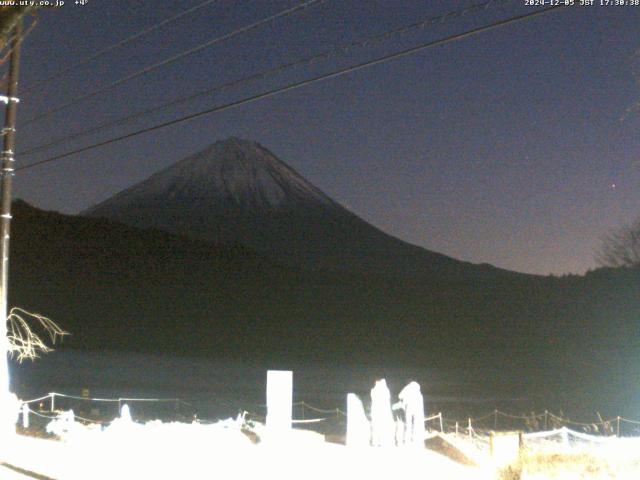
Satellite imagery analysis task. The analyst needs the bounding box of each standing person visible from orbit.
[398,381,425,446]
[370,379,394,447]
[392,399,406,446]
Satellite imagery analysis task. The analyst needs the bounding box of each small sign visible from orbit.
[490,431,522,465]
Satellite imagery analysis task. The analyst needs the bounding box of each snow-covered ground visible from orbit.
[2,425,494,480]
[5,405,640,479]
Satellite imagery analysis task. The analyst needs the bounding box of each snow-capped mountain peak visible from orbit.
[91,137,333,213]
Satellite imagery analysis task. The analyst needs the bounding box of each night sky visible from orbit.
[10,0,640,275]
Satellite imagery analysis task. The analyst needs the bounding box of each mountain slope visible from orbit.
[83,137,516,279]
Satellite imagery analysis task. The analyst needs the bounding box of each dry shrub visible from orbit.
[497,463,521,480]
[499,448,640,479]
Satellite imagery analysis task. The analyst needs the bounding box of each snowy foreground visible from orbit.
[1,419,494,480]
[4,400,640,480]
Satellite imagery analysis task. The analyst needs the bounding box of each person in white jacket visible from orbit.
[397,381,425,446]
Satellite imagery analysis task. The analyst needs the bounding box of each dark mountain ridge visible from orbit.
[11,200,639,361]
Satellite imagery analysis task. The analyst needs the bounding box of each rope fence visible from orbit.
[447,409,640,438]
[19,391,195,427]
[16,391,640,438]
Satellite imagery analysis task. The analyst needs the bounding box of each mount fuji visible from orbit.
[83,137,511,279]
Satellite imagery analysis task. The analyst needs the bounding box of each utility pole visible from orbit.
[0,18,23,400]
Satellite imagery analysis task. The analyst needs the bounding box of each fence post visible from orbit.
[455,421,458,435]
[468,418,472,440]
[50,393,55,413]
[439,412,443,433]
[544,410,548,431]
[617,416,620,437]
[21,403,29,429]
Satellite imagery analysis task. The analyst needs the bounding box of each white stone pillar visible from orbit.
[346,393,370,447]
[370,379,394,447]
[266,370,292,442]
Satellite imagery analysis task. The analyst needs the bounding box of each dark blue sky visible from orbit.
[11,0,640,275]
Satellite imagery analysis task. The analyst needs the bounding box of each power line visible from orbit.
[20,0,326,127]
[0,16,39,98]
[16,5,567,174]
[19,0,512,158]
[22,0,222,94]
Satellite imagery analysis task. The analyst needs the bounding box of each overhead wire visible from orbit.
[19,0,513,157]
[16,4,567,173]
[22,0,222,94]
[20,0,327,127]
[0,15,38,68]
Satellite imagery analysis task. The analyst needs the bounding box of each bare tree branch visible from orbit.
[596,218,640,268]
[6,307,68,362]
